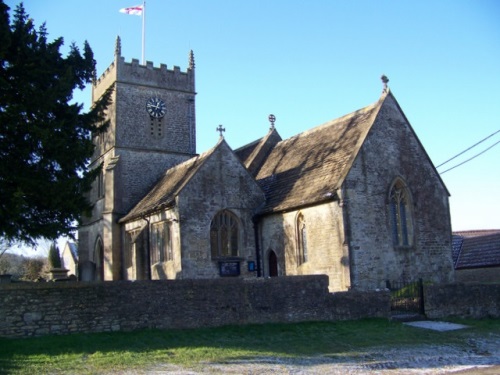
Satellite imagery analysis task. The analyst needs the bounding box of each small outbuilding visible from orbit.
[452,230,500,283]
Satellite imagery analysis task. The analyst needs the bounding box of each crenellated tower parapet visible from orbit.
[93,35,195,103]
[92,61,117,102]
[116,57,195,92]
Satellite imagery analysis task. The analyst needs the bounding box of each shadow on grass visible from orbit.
[0,318,498,374]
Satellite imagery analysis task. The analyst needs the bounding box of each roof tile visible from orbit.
[255,100,382,213]
[453,231,500,269]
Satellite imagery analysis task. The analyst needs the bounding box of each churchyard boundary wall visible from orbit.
[0,275,389,338]
[424,283,500,319]
[1,276,498,339]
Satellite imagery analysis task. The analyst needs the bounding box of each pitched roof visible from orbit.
[254,92,385,213]
[452,230,500,269]
[453,229,500,238]
[234,137,262,164]
[235,128,282,176]
[63,242,78,262]
[119,141,220,223]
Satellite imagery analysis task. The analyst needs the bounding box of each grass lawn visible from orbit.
[0,318,498,374]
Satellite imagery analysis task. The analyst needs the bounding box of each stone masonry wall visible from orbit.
[176,141,266,280]
[424,283,500,319]
[455,267,500,284]
[1,279,497,338]
[259,202,350,292]
[344,94,454,290]
[0,276,390,338]
[79,52,196,281]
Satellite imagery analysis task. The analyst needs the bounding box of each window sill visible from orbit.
[211,256,244,262]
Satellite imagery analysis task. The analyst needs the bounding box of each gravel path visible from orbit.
[125,333,500,375]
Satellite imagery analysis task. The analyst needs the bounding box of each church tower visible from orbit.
[78,37,197,280]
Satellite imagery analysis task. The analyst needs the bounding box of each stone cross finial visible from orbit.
[268,114,276,130]
[381,75,389,92]
[216,124,225,138]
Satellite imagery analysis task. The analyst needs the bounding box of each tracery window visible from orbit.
[150,221,172,264]
[210,210,239,258]
[389,179,414,247]
[296,213,308,265]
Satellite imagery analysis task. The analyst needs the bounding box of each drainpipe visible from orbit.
[252,214,262,277]
[340,185,355,289]
[142,215,151,280]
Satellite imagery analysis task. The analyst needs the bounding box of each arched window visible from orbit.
[389,179,414,247]
[94,237,104,281]
[296,213,308,265]
[210,210,239,258]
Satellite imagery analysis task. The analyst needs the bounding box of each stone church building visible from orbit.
[78,38,455,291]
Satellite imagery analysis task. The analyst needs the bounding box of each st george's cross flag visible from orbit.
[119,5,143,16]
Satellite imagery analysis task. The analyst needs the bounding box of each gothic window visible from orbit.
[210,210,239,258]
[389,179,414,247]
[296,213,308,265]
[150,221,172,264]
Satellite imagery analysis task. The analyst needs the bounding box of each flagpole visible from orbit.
[141,0,146,64]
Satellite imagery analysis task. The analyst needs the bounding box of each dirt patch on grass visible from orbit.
[130,334,500,374]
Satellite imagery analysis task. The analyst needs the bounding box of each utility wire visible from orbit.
[439,139,500,175]
[436,129,500,168]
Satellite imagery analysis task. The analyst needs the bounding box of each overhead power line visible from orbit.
[436,129,500,168]
[439,139,500,175]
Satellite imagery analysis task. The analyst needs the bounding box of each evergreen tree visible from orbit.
[0,2,112,245]
[47,242,61,269]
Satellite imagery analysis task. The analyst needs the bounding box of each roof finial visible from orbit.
[216,124,225,138]
[381,74,389,93]
[268,114,276,130]
[115,35,122,57]
[189,50,195,70]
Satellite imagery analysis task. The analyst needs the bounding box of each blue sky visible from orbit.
[5,0,500,246]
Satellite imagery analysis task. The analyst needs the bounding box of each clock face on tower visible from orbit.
[146,97,166,118]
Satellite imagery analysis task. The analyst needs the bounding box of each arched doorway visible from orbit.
[268,250,278,277]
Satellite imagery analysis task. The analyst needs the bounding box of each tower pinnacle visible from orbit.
[189,50,195,70]
[115,35,122,57]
